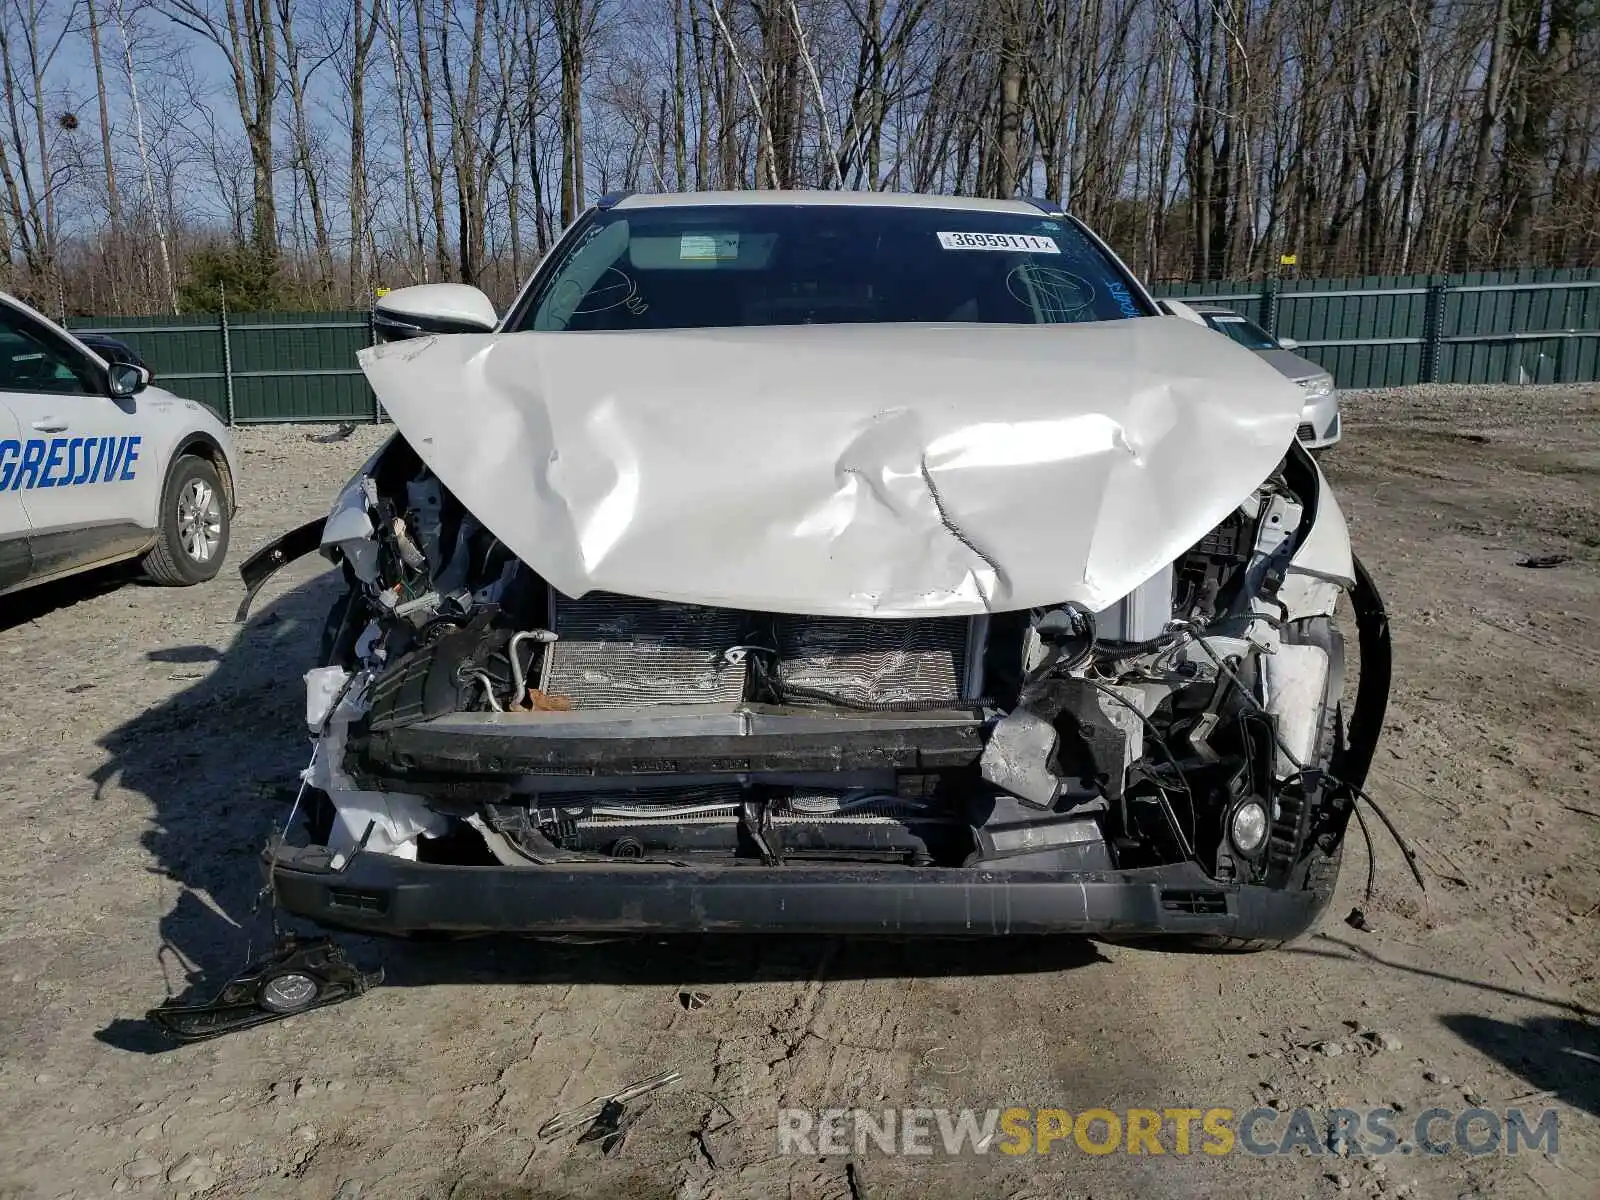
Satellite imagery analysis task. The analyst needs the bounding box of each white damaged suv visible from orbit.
[243,192,1390,956]
[0,292,237,597]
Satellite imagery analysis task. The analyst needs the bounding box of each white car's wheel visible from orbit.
[142,455,230,585]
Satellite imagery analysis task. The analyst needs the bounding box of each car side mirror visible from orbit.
[1277,336,1300,351]
[374,284,498,343]
[107,361,148,398]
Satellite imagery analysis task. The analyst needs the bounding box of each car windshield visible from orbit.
[512,204,1150,332]
[1203,311,1278,351]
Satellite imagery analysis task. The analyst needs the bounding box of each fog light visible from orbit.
[258,971,320,1013]
[1230,801,1269,856]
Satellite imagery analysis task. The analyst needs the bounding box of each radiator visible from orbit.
[540,592,748,708]
[774,615,970,707]
[540,591,976,710]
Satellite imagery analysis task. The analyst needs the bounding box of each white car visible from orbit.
[0,292,238,597]
[1159,299,1341,449]
[242,192,1391,971]
[1190,304,1341,449]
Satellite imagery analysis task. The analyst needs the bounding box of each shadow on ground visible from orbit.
[1286,936,1600,1019]
[0,562,137,632]
[1440,1013,1600,1118]
[92,571,1105,1054]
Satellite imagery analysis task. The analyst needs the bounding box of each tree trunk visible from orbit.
[110,0,177,312]
[1397,0,1434,272]
[673,0,688,188]
[0,17,46,278]
[413,0,451,279]
[241,0,278,258]
[1455,0,1510,266]
[276,0,332,292]
[348,0,380,299]
[689,0,712,187]
[556,0,587,224]
[1500,0,1578,265]
[86,0,123,304]
[443,0,489,283]
[382,0,427,279]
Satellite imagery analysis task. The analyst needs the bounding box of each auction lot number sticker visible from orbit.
[937,232,1061,253]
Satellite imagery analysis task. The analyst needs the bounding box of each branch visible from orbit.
[706,0,779,189]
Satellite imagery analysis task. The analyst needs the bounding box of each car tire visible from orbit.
[142,454,231,585]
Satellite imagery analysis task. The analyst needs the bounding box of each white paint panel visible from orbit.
[360,317,1304,617]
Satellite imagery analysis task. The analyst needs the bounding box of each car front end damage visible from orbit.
[256,323,1389,945]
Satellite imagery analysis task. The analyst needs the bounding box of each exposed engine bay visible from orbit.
[270,429,1385,933]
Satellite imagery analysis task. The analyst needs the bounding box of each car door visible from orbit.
[0,396,32,590]
[0,299,154,578]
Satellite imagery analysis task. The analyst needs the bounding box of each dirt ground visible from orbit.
[0,385,1596,1200]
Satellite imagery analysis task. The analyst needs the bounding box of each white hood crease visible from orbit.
[358,318,1304,618]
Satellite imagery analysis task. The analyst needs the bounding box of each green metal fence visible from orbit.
[1159,267,1600,390]
[68,309,378,425]
[65,267,1600,424]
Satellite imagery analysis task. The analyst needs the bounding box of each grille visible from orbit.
[1160,889,1229,915]
[540,592,748,708]
[775,615,970,707]
[539,592,973,710]
[1296,421,1317,442]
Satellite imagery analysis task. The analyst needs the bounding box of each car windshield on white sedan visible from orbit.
[1204,311,1278,351]
[515,205,1150,332]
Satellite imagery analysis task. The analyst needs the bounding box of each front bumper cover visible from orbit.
[271,553,1389,945]
[267,840,1329,941]
[1297,394,1342,448]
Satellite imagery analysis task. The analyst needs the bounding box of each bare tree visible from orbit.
[554,0,593,223]
[0,0,79,288]
[109,0,177,311]
[5,0,1598,313]
[276,0,333,289]
[159,0,279,257]
[339,0,381,296]
[85,0,124,303]
[412,0,450,278]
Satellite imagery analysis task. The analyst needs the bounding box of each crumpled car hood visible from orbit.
[358,319,1302,617]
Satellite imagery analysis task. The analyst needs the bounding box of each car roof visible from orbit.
[609,190,1057,217]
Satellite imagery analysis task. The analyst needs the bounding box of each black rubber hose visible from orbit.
[1091,631,1180,660]
[1335,552,1392,796]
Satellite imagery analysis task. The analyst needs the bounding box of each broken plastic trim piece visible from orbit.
[147,935,382,1042]
[235,517,326,622]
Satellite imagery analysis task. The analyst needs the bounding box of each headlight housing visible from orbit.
[1230,800,1270,856]
[1296,375,1335,400]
